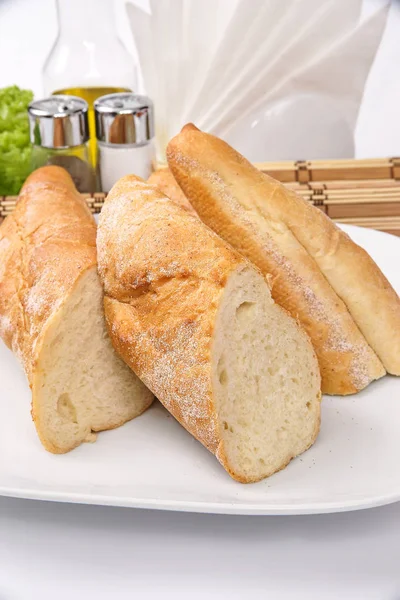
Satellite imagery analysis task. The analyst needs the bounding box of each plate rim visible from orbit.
[1,483,400,515]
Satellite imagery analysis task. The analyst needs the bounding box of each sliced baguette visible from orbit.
[167,124,394,395]
[0,166,153,453]
[97,175,321,483]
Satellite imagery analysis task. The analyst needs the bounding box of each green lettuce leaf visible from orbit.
[0,85,33,195]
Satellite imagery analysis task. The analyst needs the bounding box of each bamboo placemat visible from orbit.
[2,158,400,235]
[254,157,400,183]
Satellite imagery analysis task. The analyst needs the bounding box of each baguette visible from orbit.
[97,175,321,483]
[148,168,196,214]
[0,166,153,453]
[167,124,395,395]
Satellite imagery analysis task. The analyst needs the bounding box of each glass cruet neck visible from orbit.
[56,0,117,39]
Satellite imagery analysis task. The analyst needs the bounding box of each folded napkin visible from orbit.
[126,0,389,161]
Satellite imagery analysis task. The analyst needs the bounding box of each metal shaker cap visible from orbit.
[94,93,154,145]
[28,96,89,148]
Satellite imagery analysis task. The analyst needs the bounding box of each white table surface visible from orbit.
[1,495,400,600]
[2,1,400,598]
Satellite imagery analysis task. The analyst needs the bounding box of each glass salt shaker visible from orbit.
[94,93,155,193]
[28,96,96,193]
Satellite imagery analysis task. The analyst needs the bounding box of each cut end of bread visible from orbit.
[213,266,321,483]
[32,267,153,453]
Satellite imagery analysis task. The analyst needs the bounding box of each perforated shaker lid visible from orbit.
[28,96,89,148]
[94,93,154,145]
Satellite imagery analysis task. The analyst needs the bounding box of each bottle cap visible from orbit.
[28,96,89,148]
[94,93,154,145]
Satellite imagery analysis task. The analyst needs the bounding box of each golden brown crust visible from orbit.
[148,168,196,215]
[0,166,97,386]
[167,124,388,395]
[97,175,244,458]
[277,186,400,375]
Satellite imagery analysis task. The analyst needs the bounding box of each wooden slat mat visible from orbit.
[2,158,400,236]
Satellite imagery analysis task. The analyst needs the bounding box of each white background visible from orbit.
[1,1,400,598]
[1,0,400,158]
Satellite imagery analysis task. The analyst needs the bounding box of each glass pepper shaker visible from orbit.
[27,95,96,193]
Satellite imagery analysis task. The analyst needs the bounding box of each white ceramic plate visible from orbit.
[0,225,399,515]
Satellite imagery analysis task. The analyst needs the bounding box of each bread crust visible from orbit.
[167,124,389,395]
[148,168,196,214]
[98,175,243,458]
[97,175,320,482]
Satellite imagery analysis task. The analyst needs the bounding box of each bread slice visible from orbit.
[148,168,196,214]
[0,166,153,453]
[167,124,394,395]
[97,175,321,483]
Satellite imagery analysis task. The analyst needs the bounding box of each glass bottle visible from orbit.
[43,0,137,166]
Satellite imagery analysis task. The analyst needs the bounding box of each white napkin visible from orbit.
[126,0,389,161]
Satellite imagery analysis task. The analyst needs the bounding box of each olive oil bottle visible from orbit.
[43,0,136,170]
